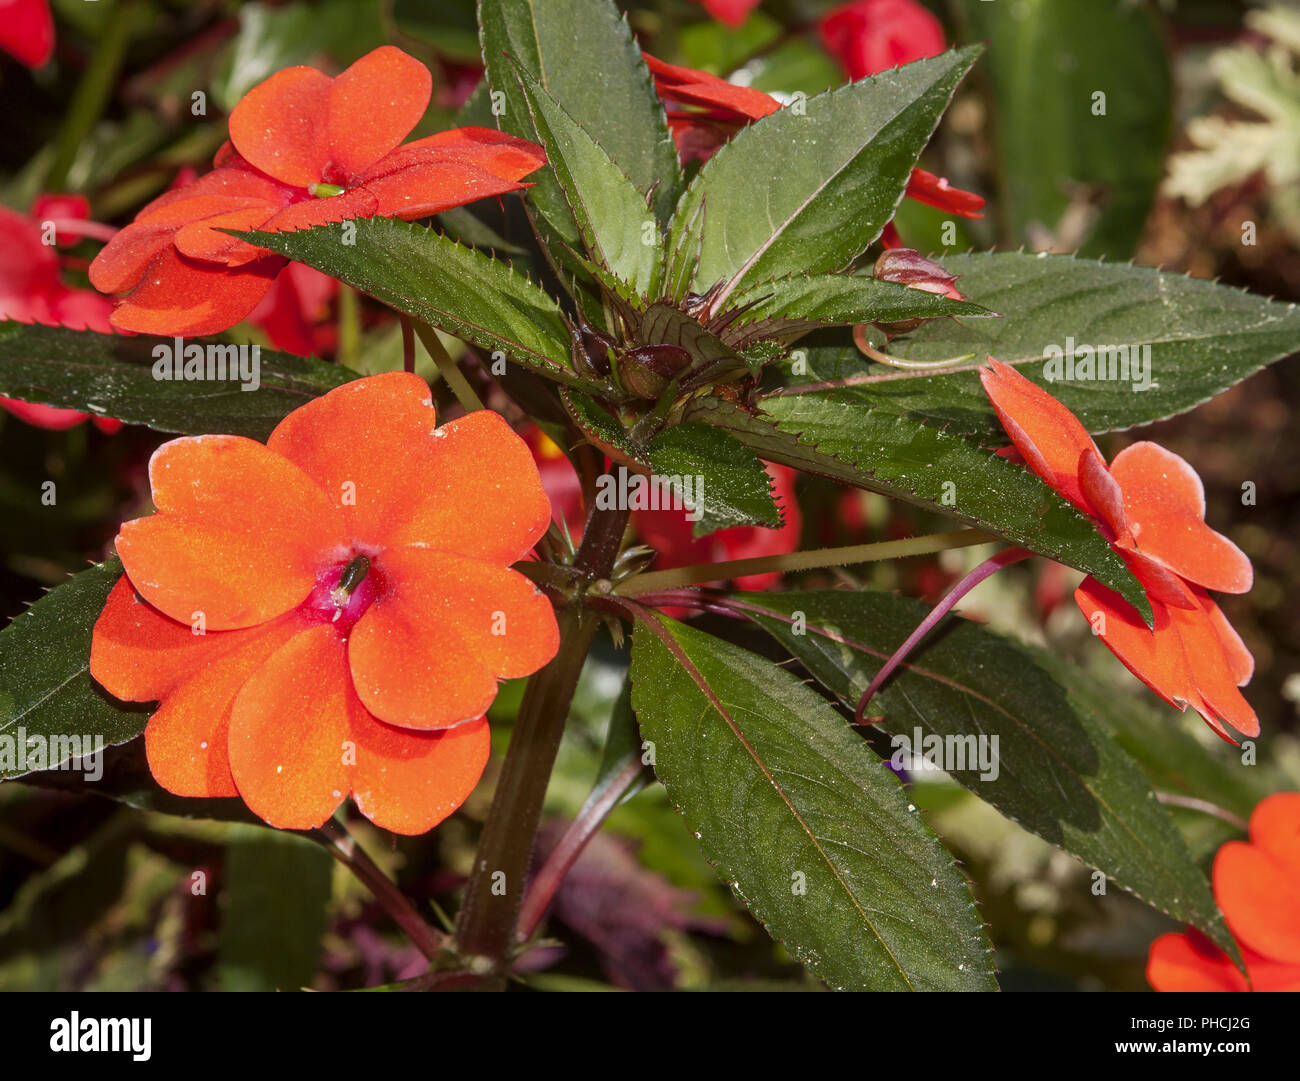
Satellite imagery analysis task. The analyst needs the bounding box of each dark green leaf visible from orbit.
[630,617,997,991]
[684,394,1149,619]
[738,590,1235,958]
[511,62,659,291]
[0,559,150,782]
[478,0,681,225]
[239,218,587,387]
[663,49,979,302]
[645,423,780,537]
[817,252,1300,436]
[0,322,355,439]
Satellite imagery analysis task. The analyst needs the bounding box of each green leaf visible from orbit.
[630,616,997,991]
[0,322,354,439]
[644,423,781,537]
[956,0,1171,258]
[560,388,646,466]
[478,0,681,225]
[238,218,587,387]
[511,62,659,291]
[217,828,332,991]
[811,253,1300,436]
[0,559,149,782]
[728,272,991,337]
[685,393,1149,619]
[1031,648,1269,825]
[737,590,1236,958]
[663,48,979,302]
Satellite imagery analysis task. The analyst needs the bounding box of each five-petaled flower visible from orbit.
[89,46,546,337]
[981,359,1257,743]
[641,51,983,238]
[90,373,559,832]
[1148,792,1300,991]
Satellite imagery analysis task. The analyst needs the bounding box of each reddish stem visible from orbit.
[853,547,1031,725]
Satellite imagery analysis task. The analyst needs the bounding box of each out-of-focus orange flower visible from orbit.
[91,373,559,832]
[90,47,546,337]
[818,0,946,82]
[246,261,338,357]
[1149,793,1300,991]
[0,202,122,432]
[980,359,1256,743]
[642,52,983,225]
[524,425,585,540]
[0,0,53,68]
[634,462,801,616]
[694,0,761,29]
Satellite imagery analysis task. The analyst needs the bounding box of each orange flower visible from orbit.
[1148,792,1300,991]
[90,46,546,337]
[90,373,559,832]
[980,359,1256,742]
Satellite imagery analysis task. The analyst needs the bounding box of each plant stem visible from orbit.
[617,529,994,597]
[414,322,486,413]
[854,546,1030,724]
[453,503,630,977]
[314,819,446,962]
[516,756,645,943]
[45,0,137,191]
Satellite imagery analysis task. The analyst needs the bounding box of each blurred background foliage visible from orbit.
[1,0,1297,991]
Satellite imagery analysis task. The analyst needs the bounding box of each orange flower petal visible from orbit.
[228,65,332,188]
[905,168,985,219]
[1109,442,1252,595]
[227,623,351,829]
[259,187,379,233]
[979,359,1105,514]
[1167,594,1259,740]
[349,548,557,729]
[1073,577,1217,727]
[90,576,221,700]
[269,379,550,560]
[117,435,347,629]
[144,615,303,799]
[643,52,779,121]
[1248,792,1300,876]
[104,246,282,337]
[349,712,490,835]
[325,46,432,180]
[1147,931,1248,992]
[1214,839,1300,964]
[1205,596,1254,687]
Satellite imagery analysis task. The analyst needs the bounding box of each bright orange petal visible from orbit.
[144,615,303,799]
[1147,931,1248,992]
[1167,595,1259,740]
[1214,840,1300,964]
[104,247,282,337]
[117,435,347,630]
[228,65,332,188]
[227,623,351,829]
[1205,596,1254,687]
[979,359,1105,514]
[643,52,779,122]
[325,46,432,180]
[91,576,222,700]
[1109,442,1252,594]
[349,712,490,834]
[1248,792,1300,878]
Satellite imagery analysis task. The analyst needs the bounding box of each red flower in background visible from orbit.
[1148,793,1300,991]
[524,426,585,540]
[0,202,121,432]
[246,262,339,357]
[694,0,762,29]
[643,52,982,230]
[819,0,946,81]
[981,359,1256,743]
[91,373,559,832]
[0,0,53,68]
[634,463,801,615]
[90,47,546,336]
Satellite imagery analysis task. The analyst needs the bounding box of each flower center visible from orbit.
[307,182,347,198]
[305,554,379,635]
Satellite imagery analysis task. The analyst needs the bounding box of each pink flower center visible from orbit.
[303,553,380,635]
